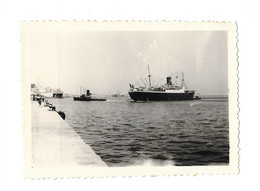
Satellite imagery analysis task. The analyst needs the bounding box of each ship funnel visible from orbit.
[86,90,90,96]
[166,77,172,85]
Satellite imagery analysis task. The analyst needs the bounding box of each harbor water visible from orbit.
[49,96,229,166]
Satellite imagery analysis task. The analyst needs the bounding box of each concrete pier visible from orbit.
[31,101,107,168]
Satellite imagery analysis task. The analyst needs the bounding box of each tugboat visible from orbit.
[73,88,106,101]
[128,65,198,101]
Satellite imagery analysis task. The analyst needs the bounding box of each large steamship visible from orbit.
[128,65,198,101]
[30,84,63,98]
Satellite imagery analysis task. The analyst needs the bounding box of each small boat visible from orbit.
[194,93,201,100]
[73,88,106,101]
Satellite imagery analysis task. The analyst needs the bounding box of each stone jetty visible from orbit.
[31,101,107,168]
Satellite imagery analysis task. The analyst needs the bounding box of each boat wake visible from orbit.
[106,99,126,102]
[132,159,175,166]
[189,101,202,107]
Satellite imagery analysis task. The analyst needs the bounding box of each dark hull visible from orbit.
[128,91,195,101]
[73,97,106,101]
[53,93,63,98]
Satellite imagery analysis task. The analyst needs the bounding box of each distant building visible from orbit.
[30,84,63,98]
[31,84,36,89]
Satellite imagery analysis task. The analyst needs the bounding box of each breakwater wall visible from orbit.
[31,101,107,168]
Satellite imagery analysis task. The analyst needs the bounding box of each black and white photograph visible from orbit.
[3,0,260,190]
[21,22,238,177]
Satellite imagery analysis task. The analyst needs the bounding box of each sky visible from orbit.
[26,30,228,95]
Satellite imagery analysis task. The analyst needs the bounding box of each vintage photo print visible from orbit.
[21,22,238,178]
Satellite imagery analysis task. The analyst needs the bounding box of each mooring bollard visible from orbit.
[57,111,66,120]
[45,101,65,120]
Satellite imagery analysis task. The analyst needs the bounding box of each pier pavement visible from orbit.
[31,101,107,167]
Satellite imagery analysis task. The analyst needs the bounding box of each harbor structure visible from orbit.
[31,101,107,168]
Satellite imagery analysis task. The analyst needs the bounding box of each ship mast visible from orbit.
[147,65,152,88]
[181,72,187,89]
[181,72,184,87]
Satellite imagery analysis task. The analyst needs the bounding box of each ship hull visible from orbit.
[53,93,63,98]
[128,91,195,101]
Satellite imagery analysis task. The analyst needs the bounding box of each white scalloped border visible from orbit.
[21,21,239,178]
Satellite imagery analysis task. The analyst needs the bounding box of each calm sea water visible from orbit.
[49,96,229,166]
